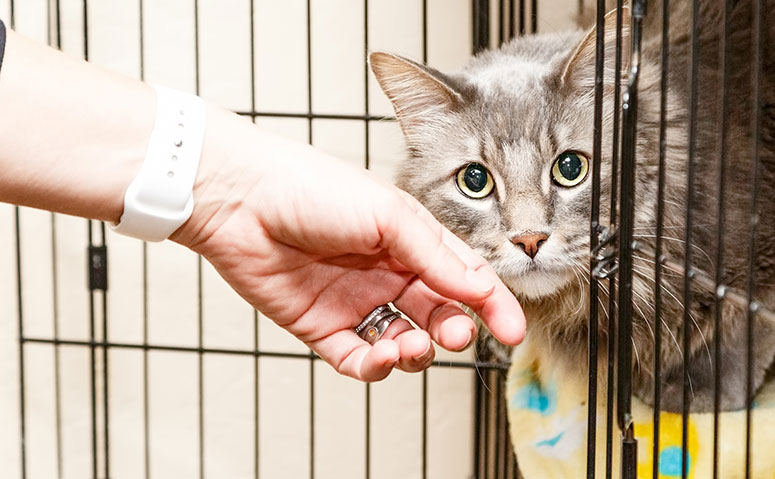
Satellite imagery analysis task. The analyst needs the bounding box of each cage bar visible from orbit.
[744,0,764,476]
[681,0,701,476]
[586,0,606,476]
[711,0,732,477]
[653,0,671,476]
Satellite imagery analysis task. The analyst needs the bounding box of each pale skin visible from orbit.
[0,29,526,381]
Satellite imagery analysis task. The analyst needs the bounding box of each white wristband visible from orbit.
[112,85,206,242]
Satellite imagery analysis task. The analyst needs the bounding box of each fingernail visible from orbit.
[412,343,434,365]
[455,330,475,352]
[466,268,495,295]
[386,356,399,369]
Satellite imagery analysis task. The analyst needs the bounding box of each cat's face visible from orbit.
[371,15,627,301]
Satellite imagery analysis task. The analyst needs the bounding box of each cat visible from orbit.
[370,0,775,413]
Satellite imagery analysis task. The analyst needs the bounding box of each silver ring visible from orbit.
[354,304,400,345]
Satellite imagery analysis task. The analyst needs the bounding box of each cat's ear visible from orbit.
[561,7,631,88]
[369,52,463,132]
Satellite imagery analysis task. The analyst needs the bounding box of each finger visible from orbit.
[373,315,435,372]
[380,190,525,345]
[465,273,526,346]
[392,278,477,351]
[394,329,435,372]
[389,191,526,346]
[311,330,399,382]
[378,192,496,303]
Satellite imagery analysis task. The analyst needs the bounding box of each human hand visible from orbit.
[173,107,526,381]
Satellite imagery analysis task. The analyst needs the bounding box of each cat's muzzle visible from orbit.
[354,304,400,345]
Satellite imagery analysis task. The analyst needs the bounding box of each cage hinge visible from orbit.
[591,225,618,280]
[88,245,108,291]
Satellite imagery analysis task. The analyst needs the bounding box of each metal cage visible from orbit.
[4,0,772,478]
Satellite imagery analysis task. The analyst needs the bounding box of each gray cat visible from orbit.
[371,0,775,413]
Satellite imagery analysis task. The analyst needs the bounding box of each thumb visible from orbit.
[377,191,526,346]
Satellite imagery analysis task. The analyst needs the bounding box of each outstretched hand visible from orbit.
[173,109,526,381]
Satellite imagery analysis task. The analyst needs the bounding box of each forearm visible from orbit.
[0,29,155,222]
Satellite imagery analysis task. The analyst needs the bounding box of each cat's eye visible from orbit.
[551,151,589,187]
[456,163,495,198]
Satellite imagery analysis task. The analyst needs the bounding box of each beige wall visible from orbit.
[0,1,576,478]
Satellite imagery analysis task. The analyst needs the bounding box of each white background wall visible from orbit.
[0,1,575,478]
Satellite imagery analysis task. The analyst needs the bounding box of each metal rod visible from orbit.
[192,1,205,477]
[617,2,646,478]
[100,223,110,479]
[711,0,733,477]
[681,0,701,476]
[15,206,27,479]
[744,0,764,476]
[247,1,260,477]
[422,370,428,479]
[305,1,316,477]
[586,0,606,475]
[653,0,671,476]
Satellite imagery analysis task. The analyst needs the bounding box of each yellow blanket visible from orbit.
[507,337,775,478]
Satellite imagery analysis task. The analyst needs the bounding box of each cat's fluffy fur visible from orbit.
[371,0,775,412]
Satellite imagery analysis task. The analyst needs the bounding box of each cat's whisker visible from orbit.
[631,269,685,361]
[631,234,715,267]
[632,290,656,341]
[631,256,684,277]
[632,337,642,373]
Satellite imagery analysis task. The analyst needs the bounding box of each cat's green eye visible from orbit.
[456,163,494,199]
[551,151,589,187]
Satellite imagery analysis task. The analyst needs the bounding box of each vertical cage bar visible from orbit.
[51,217,63,479]
[143,241,151,479]
[422,371,428,479]
[508,0,515,39]
[47,3,64,477]
[681,0,700,477]
[604,4,625,479]
[15,208,27,479]
[744,0,763,476]
[193,1,205,477]
[305,1,315,477]
[530,0,537,32]
[474,373,484,478]
[711,0,732,477]
[473,0,490,53]
[248,0,260,477]
[82,4,100,476]
[518,0,525,36]
[137,2,152,477]
[496,372,507,479]
[363,1,372,477]
[498,0,504,45]
[88,222,98,479]
[653,0,670,477]
[617,1,646,478]
[586,0,606,475]
[100,223,109,479]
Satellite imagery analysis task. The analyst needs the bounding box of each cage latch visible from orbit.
[88,245,108,291]
[591,225,618,280]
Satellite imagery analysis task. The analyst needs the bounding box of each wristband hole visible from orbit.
[171,155,178,161]
[174,139,183,147]
[167,171,175,178]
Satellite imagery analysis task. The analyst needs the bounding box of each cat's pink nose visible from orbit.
[511,232,549,259]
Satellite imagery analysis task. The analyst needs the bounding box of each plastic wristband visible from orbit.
[112,85,206,242]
